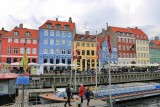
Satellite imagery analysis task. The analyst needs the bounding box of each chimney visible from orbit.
[56,18,58,21]
[2,27,4,30]
[102,28,105,36]
[106,23,108,30]
[155,36,159,41]
[69,17,72,22]
[85,31,90,35]
[135,27,138,29]
[19,23,23,28]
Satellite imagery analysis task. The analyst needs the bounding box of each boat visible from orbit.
[93,84,160,102]
[39,91,79,104]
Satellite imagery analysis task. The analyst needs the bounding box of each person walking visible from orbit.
[85,87,91,106]
[64,84,72,106]
[78,84,85,103]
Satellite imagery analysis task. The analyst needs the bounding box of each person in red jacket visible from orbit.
[78,84,85,103]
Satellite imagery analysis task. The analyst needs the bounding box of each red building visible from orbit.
[1,24,38,64]
[108,26,136,64]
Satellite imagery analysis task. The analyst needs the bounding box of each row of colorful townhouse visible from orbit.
[0,17,160,71]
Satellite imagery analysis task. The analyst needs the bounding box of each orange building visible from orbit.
[1,24,38,64]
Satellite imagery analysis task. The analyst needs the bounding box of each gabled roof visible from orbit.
[97,35,107,45]
[2,27,38,38]
[130,27,148,40]
[74,34,96,42]
[110,26,133,33]
[40,20,75,31]
[0,29,8,35]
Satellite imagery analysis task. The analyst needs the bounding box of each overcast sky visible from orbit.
[0,0,160,39]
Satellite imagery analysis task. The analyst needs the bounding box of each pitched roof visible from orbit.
[74,34,96,42]
[40,20,75,31]
[0,29,8,35]
[130,28,148,40]
[151,40,160,45]
[110,26,133,33]
[97,35,107,45]
[2,27,38,39]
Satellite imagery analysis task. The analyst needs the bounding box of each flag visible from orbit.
[20,48,28,71]
[130,44,135,50]
[72,44,79,61]
[107,34,112,54]
[75,44,79,60]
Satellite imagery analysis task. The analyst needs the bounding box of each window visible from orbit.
[26,48,30,54]
[56,31,60,36]
[50,48,54,54]
[67,32,71,37]
[87,50,90,55]
[77,42,80,46]
[44,30,48,36]
[14,39,18,43]
[67,41,71,46]
[91,50,94,55]
[91,43,94,47]
[50,58,53,64]
[118,38,121,42]
[62,31,66,37]
[25,32,30,36]
[50,30,54,36]
[82,43,85,47]
[86,43,90,47]
[27,40,31,44]
[44,48,48,54]
[56,24,61,29]
[14,31,18,36]
[8,38,12,43]
[44,39,48,44]
[32,58,36,63]
[62,40,66,45]
[119,45,121,50]
[126,38,128,43]
[50,39,54,45]
[7,47,12,54]
[32,48,36,54]
[56,48,60,54]
[64,25,70,29]
[56,39,60,45]
[14,48,18,54]
[20,48,24,54]
[82,50,85,55]
[62,49,65,54]
[33,40,37,44]
[20,39,25,43]
[46,23,52,29]
[67,49,71,54]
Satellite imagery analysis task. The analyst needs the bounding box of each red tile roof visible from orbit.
[151,40,160,45]
[40,20,75,31]
[2,27,38,39]
[130,28,148,40]
[97,35,107,45]
[0,29,8,35]
[74,34,96,41]
[110,26,133,33]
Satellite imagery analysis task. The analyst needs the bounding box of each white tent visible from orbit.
[56,63,68,66]
[41,63,55,66]
[28,62,39,66]
[10,62,20,66]
[68,64,79,67]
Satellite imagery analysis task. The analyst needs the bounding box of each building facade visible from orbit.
[130,27,150,64]
[38,18,76,70]
[149,36,160,64]
[74,32,99,71]
[1,24,38,64]
[108,26,136,64]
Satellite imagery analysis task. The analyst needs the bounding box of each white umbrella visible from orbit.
[56,63,68,66]
[68,64,79,67]
[28,62,39,66]
[41,63,55,66]
[10,62,20,66]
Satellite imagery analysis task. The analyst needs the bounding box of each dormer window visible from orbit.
[56,24,61,29]
[86,37,90,40]
[14,31,18,36]
[46,23,52,29]
[80,36,84,40]
[25,32,30,36]
[64,25,70,30]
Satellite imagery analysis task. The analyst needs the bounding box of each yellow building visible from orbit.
[73,32,99,71]
[130,27,150,64]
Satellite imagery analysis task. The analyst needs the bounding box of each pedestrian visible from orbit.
[85,87,91,106]
[64,84,72,106]
[78,84,85,103]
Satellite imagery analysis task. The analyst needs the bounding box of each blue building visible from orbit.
[38,18,76,71]
[98,34,118,68]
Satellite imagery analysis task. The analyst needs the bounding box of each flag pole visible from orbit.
[95,31,98,91]
[108,52,112,107]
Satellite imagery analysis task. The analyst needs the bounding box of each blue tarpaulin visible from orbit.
[16,76,29,85]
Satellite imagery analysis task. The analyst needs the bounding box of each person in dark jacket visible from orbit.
[64,84,72,106]
[85,87,91,106]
